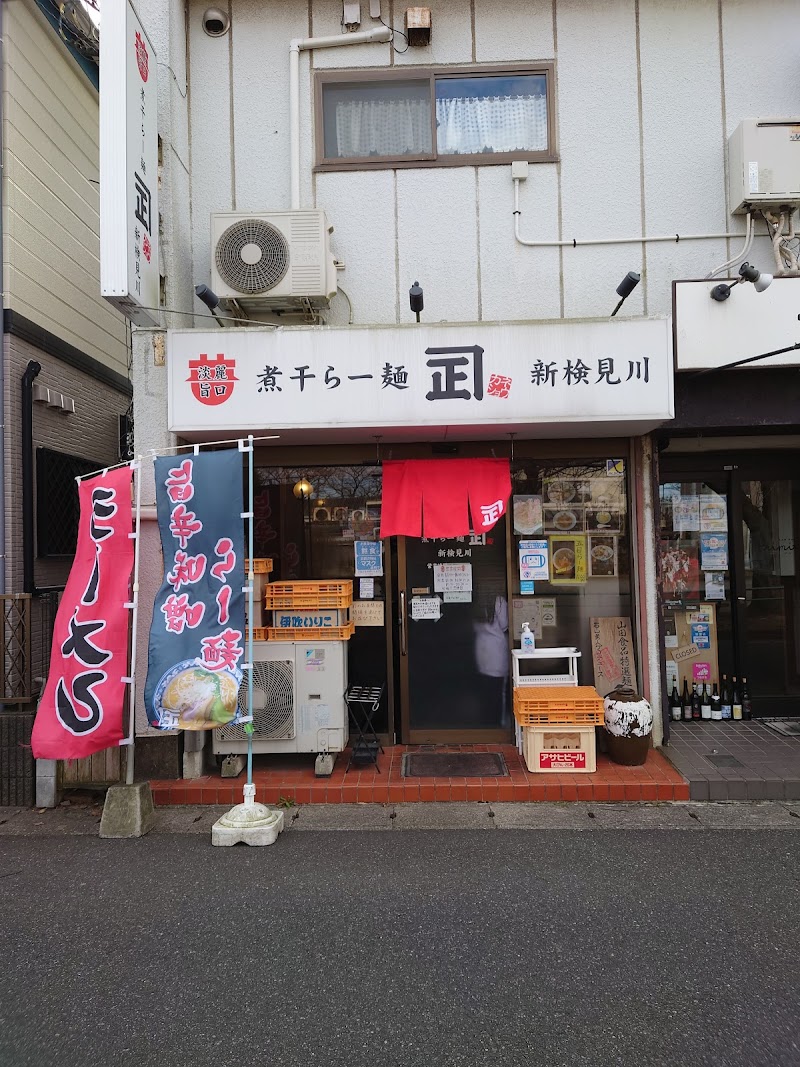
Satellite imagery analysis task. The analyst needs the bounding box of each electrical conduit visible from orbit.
[289,26,393,210]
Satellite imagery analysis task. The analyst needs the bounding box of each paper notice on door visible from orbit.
[673,496,700,532]
[433,563,472,593]
[352,600,384,627]
[359,578,374,599]
[444,590,471,603]
[705,573,725,600]
[411,596,441,621]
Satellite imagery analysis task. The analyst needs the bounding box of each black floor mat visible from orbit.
[401,752,508,777]
[761,719,800,738]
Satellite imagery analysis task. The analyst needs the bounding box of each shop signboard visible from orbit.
[590,616,634,695]
[100,1,159,325]
[167,319,673,439]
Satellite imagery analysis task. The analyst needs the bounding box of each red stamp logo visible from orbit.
[135,31,149,82]
[187,353,238,407]
[487,373,512,399]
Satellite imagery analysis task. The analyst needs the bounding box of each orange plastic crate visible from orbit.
[513,685,605,726]
[264,621,355,641]
[246,627,268,642]
[245,558,273,574]
[264,580,353,609]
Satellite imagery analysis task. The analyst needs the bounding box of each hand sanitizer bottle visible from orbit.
[520,622,535,652]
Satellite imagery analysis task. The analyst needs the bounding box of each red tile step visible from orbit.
[149,745,689,806]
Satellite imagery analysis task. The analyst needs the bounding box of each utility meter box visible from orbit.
[728,119,800,214]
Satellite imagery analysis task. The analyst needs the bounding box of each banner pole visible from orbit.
[124,457,143,785]
[246,434,255,791]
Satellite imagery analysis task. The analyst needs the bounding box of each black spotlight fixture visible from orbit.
[710,261,774,302]
[610,271,641,317]
[409,280,424,322]
[195,283,225,325]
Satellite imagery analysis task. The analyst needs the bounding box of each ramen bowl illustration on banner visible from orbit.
[154,659,241,730]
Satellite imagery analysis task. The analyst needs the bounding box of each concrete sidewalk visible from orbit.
[2,799,799,835]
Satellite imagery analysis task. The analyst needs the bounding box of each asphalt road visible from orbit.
[1,828,799,1067]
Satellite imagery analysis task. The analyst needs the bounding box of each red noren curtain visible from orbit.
[379,458,511,539]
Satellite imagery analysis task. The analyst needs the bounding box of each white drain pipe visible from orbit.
[290,26,393,210]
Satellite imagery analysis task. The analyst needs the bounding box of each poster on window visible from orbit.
[673,496,700,533]
[549,536,587,584]
[513,495,543,535]
[700,532,728,571]
[660,537,700,599]
[31,467,135,760]
[588,535,618,578]
[699,494,728,532]
[144,450,248,731]
[354,540,383,577]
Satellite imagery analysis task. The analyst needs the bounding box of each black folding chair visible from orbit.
[345,684,385,772]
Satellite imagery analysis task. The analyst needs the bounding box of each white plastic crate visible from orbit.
[522,725,596,774]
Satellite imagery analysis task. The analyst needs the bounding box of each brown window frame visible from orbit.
[313,62,558,172]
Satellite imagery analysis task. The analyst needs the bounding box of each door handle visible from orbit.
[399,590,408,656]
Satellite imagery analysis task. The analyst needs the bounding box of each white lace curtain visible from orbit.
[333,94,548,158]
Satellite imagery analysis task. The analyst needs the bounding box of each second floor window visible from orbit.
[315,64,556,170]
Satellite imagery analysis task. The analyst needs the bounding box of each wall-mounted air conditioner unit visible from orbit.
[212,641,348,757]
[728,119,800,214]
[210,210,337,310]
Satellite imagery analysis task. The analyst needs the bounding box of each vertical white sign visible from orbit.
[100,1,159,326]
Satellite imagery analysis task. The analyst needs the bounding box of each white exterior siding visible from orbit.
[3,0,127,377]
[184,0,800,329]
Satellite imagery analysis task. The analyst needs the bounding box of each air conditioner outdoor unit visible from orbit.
[728,119,800,214]
[212,641,349,756]
[210,210,337,310]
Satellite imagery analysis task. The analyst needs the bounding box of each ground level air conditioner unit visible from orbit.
[210,210,337,311]
[212,641,348,756]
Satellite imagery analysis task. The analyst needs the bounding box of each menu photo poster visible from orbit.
[513,494,543,535]
[543,504,584,535]
[549,535,587,584]
[588,534,618,578]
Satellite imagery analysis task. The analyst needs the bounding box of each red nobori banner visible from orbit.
[31,467,135,760]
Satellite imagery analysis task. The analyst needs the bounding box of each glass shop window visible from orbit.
[253,464,388,730]
[509,459,634,688]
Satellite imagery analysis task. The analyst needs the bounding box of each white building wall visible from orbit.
[181,0,800,329]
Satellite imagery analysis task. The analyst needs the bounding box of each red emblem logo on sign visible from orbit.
[486,373,512,398]
[135,30,149,82]
[187,353,238,406]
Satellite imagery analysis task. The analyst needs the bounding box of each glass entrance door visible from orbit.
[397,528,511,742]
[659,457,800,718]
[736,477,800,715]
